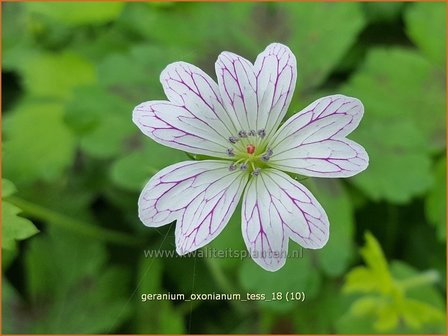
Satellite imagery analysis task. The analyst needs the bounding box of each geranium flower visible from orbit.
[132,43,368,271]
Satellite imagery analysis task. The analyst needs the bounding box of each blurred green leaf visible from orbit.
[239,251,320,312]
[25,2,125,26]
[3,102,76,185]
[391,261,445,314]
[425,158,446,241]
[2,277,27,333]
[19,52,95,101]
[336,311,378,334]
[80,116,135,159]
[135,256,185,333]
[22,228,131,333]
[3,3,30,67]
[97,44,196,104]
[26,230,107,301]
[2,179,17,198]
[362,2,404,23]
[71,27,133,63]
[2,179,39,251]
[344,47,445,152]
[2,203,37,251]
[311,179,354,276]
[343,48,444,203]
[281,2,365,90]
[342,233,445,332]
[344,232,392,294]
[118,3,258,54]
[65,86,135,159]
[207,204,246,270]
[110,141,186,191]
[65,86,123,134]
[405,2,446,67]
[2,248,18,272]
[294,281,351,334]
[353,120,433,203]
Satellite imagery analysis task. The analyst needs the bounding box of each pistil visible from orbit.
[246,144,256,155]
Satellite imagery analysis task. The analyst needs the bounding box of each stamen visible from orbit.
[228,136,239,144]
[248,130,256,137]
[251,168,261,176]
[238,130,248,138]
[257,129,266,138]
[228,163,237,171]
[226,148,235,157]
[261,149,273,162]
[240,163,248,171]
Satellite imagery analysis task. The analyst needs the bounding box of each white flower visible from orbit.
[132,43,369,271]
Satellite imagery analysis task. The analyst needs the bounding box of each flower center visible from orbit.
[226,129,273,176]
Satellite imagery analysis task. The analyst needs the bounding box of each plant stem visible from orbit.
[7,196,143,247]
[399,270,439,290]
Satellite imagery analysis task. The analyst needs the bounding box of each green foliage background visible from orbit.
[2,2,446,334]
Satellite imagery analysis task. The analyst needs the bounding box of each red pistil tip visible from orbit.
[246,144,256,155]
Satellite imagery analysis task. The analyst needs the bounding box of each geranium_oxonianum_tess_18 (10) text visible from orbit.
[132,43,369,272]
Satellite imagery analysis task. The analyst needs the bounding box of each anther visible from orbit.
[251,168,261,176]
[257,129,266,138]
[228,163,237,171]
[261,148,273,162]
[228,136,239,144]
[226,148,235,157]
[248,130,256,137]
[238,130,248,138]
[240,163,248,171]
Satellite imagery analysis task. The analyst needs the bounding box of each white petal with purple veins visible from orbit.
[242,169,329,272]
[215,52,257,131]
[133,101,231,158]
[161,62,238,136]
[138,160,248,255]
[268,95,369,177]
[254,43,297,136]
[215,44,297,134]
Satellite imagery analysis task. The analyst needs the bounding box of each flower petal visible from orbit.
[215,43,297,135]
[254,43,297,137]
[215,51,257,131]
[161,62,238,136]
[133,61,241,158]
[242,169,329,271]
[268,95,369,177]
[133,100,231,158]
[138,160,248,255]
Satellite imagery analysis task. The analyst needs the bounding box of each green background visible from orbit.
[2,1,446,334]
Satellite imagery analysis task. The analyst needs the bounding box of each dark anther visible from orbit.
[226,148,235,157]
[251,168,261,176]
[238,130,248,138]
[229,136,239,144]
[261,149,273,162]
